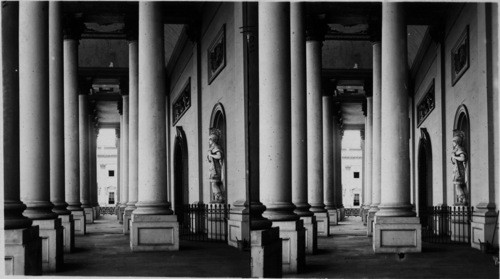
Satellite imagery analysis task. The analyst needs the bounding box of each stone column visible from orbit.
[90,122,99,218]
[259,2,305,274]
[130,2,179,251]
[334,115,345,220]
[373,2,421,253]
[363,97,373,226]
[291,1,317,255]
[79,92,93,223]
[120,93,129,228]
[49,1,74,252]
[323,95,338,229]
[331,112,340,225]
[64,16,86,235]
[360,129,366,223]
[19,2,63,271]
[124,25,138,234]
[306,21,329,237]
[2,2,42,274]
[115,127,121,220]
[368,41,381,237]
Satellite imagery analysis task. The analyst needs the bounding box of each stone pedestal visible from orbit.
[71,210,86,235]
[59,214,74,252]
[130,214,179,251]
[93,206,100,219]
[301,216,317,254]
[274,219,305,274]
[470,203,497,249]
[227,200,250,248]
[123,208,133,234]
[251,227,282,278]
[32,218,64,272]
[314,212,329,237]
[367,210,376,236]
[328,209,338,226]
[339,207,345,221]
[84,207,94,224]
[4,226,42,275]
[118,205,126,224]
[373,216,422,253]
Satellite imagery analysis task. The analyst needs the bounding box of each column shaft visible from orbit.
[323,96,335,210]
[127,40,139,210]
[259,2,297,221]
[364,97,373,208]
[290,2,312,217]
[334,125,343,209]
[121,96,129,205]
[306,39,326,213]
[370,42,382,213]
[64,39,81,211]
[2,1,32,229]
[135,2,170,214]
[19,1,57,220]
[79,95,91,208]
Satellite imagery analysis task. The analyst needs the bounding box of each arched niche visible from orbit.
[418,128,433,227]
[452,104,470,205]
[209,103,227,203]
[173,126,189,219]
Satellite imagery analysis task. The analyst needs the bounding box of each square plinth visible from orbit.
[251,227,282,278]
[32,218,64,272]
[84,207,94,224]
[59,214,75,253]
[301,216,317,254]
[71,210,86,235]
[328,209,338,226]
[130,214,179,251]
[314,211,330,236]
[123,209,133,235]
[4,225,42,275]
[367,211,376,236]
[227,201,250,248]
[373,216,422,253]
[272,219,305,274]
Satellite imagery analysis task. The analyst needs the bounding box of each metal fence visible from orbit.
[175,203,230,242]
[345,208,361,217]
[420,205,473,244]
[100,206,116,215]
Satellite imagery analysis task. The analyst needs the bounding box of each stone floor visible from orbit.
[45,214,250,277]
[290,216,499,279]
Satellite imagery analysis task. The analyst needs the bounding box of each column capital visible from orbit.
[305,16,327,42]
[360,129,365,141]
[78,77,93,95]
[115,127,120,138]
[240,24,258,54]
[63,14,84,41]
[119,77,129,96]
[362,99,367,116]
[117,100,123,115]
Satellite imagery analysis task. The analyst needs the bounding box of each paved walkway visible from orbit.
[290,216,499,279]
[46,214,250,277]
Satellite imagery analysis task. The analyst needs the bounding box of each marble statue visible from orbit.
[208,128,224,203]
[451,130,468,205]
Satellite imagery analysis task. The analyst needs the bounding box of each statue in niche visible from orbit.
[451,130,468,205]
[207,128,224,203]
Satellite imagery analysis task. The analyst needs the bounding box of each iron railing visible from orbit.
[345,207,361,217]
[100,206,116,215]
[175,203,230,242]
[420,205,473,244]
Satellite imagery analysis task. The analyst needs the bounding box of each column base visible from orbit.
[59,214,75,253]
[227,200,250,248]
[272,219,305,274]
[313,211,329,236]
[84,207,94,224]
[118,205,126,224]
[4,226,42,275]
[251,227,282,278]
[328,209,338,227]
[367,210,377,236]
[32,218,64,272]
[471,203,497,250]
[373,216,422,253]
[123,208,133,234]
[338,207,345,221]
[71,210,86,235]
[130,213,179,251]
[300,216,317,254]
[362,206,370,225]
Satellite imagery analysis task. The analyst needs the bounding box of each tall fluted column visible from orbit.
[64,16,86,235]
[115,127,121,220]
[334,118,344,220]
[323,95,337,231]
[291,2,317,255]
[90,122,99,218]
[373,2,421,253]
[124,25,139,234]
[79,92,93,224]
[2,2,41,274]
[259,2,305,273]
[368,41,381,236]
[363,97,373,226]
[306,26,329,236]
[120,93,129,227]
[19,2,63,271]
[130,2,178,251]
[49,1,74,252]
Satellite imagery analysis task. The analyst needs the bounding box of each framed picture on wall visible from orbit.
[207,24,226,85]
[451,25,469,86]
